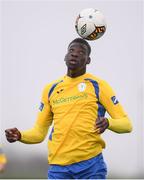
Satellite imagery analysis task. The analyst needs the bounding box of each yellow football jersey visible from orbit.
[20,73,132,165]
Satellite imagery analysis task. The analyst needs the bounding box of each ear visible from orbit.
[86,57,91,65]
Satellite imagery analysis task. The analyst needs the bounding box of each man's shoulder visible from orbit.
[43,76,64,92]
[86,73,111,90]
[87,73,106,84]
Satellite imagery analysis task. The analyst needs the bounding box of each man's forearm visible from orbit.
[20,125,48,144]
[108,116,132,133]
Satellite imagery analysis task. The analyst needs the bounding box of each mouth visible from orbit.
[69,59,78,65]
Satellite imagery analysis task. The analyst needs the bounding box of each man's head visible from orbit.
[65,38,91,74]
[68,38,91,56]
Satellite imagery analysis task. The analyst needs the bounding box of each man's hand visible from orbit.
[94,117,109,134]
[5,128,21,143]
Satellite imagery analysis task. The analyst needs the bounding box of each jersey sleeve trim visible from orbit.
[48,80,63,99]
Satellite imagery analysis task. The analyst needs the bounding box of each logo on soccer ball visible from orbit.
[81,24,87,35]
[78,83,86,92]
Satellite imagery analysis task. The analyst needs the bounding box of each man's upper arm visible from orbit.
[20,85,53,143]
[36,84,53,128]
[99,80,132,133]
[99,80,126,118]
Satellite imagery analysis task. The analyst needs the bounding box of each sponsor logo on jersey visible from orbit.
[78,83,86,92]
[52,93,88,105]
[39,102,44,111]
[111,96,119,105]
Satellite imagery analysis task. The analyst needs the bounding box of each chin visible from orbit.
[68,66,78,71]
[67,64,78,70]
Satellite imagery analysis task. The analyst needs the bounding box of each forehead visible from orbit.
[68,42,88,52]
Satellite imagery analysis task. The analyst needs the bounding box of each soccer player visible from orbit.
[5,38,132,179]
[0,146,7,172]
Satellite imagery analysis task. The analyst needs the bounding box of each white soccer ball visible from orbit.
[75,8,107,40]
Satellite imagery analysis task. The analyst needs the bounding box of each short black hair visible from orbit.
[68,38,91,56]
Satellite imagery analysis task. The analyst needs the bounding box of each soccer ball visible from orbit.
[75,8,107,40]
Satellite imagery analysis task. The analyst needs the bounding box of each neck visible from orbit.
[67,68,86,78]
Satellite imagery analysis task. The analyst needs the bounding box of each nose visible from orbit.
[71,53,78,57]
[71,51,78,58]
